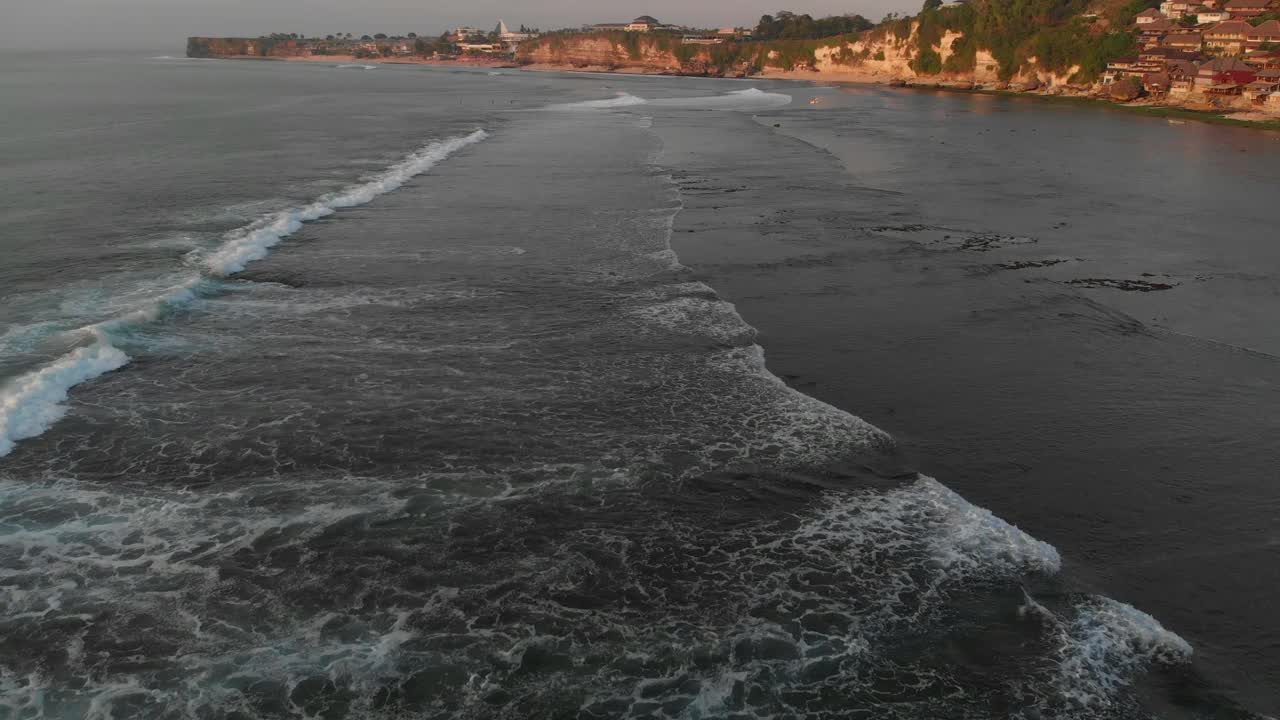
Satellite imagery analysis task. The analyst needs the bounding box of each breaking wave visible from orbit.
[651,87,793,110]
[0,130,488,459]
[548,92,650,110]
[549,88,792,112]
[204,130,488,275]
[0,341,129,457]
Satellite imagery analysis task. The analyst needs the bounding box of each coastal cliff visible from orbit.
[518,33,758,76]
[517,17,1102,91]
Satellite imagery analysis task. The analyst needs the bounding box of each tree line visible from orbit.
[753,11,875,41]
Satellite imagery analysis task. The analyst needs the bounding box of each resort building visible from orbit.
[1204,20,1254,52]
[627,16,662,32]
[1160,0,1196,17]
[1247,20,1280,47]
[1196,55,1258,92]
[1163,31,1205,49]
[1195,8,1232,23]
[1224,0,1274,17]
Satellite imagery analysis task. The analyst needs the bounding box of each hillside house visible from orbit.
[1224,0,1274,17]
[1244,51,1280,67]
[1205,20,1254,52]
[1243,78,1280,99]
[1196,55,1259,88]
[1196,8,1233,22]
[1137,8,1166,22]
[1163,31,1205,49]
[1161,0,1197,17]
[1246,20,1280,47]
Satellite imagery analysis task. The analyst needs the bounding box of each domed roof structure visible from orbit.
[631,16,660,25]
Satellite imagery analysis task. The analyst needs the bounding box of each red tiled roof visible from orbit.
[1247,20,1280,37]
[1199,56,1257,71]
[1225,0,1270,8]
[1206,20,1255,34]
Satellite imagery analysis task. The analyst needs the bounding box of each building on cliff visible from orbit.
[591,16,675,33]
[627,16,661,32]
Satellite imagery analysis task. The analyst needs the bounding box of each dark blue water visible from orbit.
[0,52,1271,719]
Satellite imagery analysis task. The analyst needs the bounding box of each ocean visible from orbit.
[1,51,1277,719]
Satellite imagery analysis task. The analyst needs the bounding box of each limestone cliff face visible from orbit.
[803,24,1081,89]
[519,35,755,77]
[522,36,680,72]
[522,28,1088,90]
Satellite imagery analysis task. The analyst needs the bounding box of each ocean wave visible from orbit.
[0,130,488,460]
[1051,596,1193,711]
[549,88,792,112]
[336,64,378,70]
[546,92,649,110]
[204,130,488,275]
[0,341,129,457]
[650,87,793,110]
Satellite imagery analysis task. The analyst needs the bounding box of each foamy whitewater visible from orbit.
[0,60,1225,719]
[548,88,792,112]
[0,130,486,459]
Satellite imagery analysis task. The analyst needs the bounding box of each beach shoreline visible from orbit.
[191,52,1280,129]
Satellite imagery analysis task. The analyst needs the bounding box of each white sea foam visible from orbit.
[336,63,378,70]
[630,294,756,345]
[650,87,793,110]
[803,476,1063,581]
[1052,597,1192,710]
[204,129,487,275]
[550,88,791,112]
[547,92,649,111]
[0,131,486,460]
[0,342,130,457]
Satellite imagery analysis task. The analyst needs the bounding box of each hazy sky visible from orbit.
[4,0,917,50]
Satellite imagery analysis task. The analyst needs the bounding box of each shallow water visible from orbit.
[0,52,1272,718]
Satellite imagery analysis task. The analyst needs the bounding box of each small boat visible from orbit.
[1167,119,1185,125]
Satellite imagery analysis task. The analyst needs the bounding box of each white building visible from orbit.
[497,20,533,43]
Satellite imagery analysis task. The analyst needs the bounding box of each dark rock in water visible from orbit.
[997,259,1074,270]
[889,78,908,87]
[1065,277,1177,292]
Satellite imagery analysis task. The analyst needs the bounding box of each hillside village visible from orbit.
[1102,0,1280,109]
